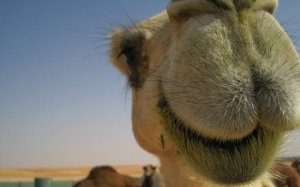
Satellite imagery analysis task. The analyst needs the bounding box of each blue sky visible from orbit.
[0,1,299,168]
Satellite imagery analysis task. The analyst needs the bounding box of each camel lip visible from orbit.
[157,95,282,184]
[157,96,259,149]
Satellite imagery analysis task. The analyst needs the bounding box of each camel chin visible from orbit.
[109,0,300,186]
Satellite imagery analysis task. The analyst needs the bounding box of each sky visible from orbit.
[0,1,299,168]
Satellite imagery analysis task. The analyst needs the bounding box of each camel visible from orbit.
[141,165,157,187]
[292,160,300,175]
[109,0,300,186]
[272,162,300,187]
[73,166,139,187]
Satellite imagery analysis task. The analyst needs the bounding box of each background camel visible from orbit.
[272,162,300,187]
[141,165,157,187]
[109,0,300,186]
[292,160,300,175]
[73,166,139,187]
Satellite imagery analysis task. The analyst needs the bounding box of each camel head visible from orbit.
[109,0,300,186]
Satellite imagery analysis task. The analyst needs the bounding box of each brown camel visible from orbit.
[73,166,139,187]
[272,163,300,187]
[292,160,300,175]
[141,165,157,187]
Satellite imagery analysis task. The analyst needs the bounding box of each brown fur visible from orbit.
[141,165,157,187]
[73,166,139,187]
[292,160,300,175]
[272,163,300,187]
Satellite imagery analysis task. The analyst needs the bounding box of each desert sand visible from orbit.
[0,165,144,182]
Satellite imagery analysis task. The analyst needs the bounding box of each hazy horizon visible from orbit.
[0,1,299,168]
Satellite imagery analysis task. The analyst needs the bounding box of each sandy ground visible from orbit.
[0,165,144,182]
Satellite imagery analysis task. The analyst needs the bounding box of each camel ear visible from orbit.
[109,27,150,88]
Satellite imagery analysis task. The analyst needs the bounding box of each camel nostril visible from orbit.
[252,72,298,132]
[251,72,278,100]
